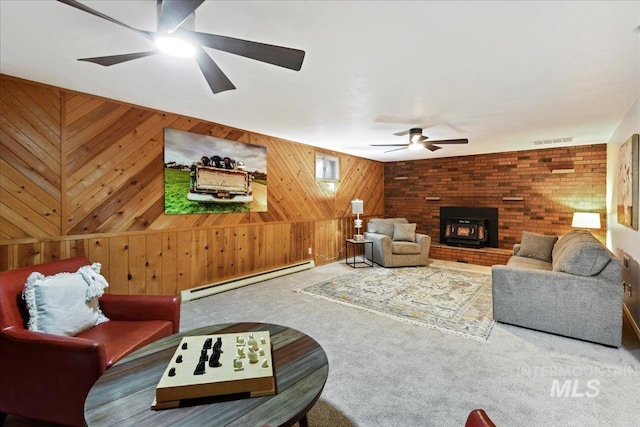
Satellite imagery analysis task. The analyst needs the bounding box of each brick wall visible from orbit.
[384,144,607,251]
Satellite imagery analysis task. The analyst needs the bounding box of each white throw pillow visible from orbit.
[23,263,109,337]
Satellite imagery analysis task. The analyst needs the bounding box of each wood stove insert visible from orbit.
[439,207,499,248]
[444,217,489,248]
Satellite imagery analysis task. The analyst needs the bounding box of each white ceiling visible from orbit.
[1,1,639,162]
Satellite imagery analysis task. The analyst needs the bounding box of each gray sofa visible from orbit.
[363,218,430,267]
[491,230,623,347]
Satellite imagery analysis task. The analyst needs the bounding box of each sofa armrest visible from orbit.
[100,294,181,334]
[0,327,106,425]
[513,243,521,255]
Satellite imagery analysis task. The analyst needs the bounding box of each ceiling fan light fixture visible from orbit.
[155,36,195,58]
[408,128,424,143]
[408,142,424,151]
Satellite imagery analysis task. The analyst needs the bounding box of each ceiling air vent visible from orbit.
[533,137,573,146]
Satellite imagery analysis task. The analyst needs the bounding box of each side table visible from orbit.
[345,238,373,268]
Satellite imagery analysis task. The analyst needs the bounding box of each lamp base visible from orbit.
[353,234,365,241]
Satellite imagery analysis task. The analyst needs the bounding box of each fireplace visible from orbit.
[440,207,499,248]
[445,217,489,248]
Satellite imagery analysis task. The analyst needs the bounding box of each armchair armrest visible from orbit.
[466,409,496,427]
[364,232,393,263]
[100,294,181,333]
[415,233,431,255]
[0,327,106,425]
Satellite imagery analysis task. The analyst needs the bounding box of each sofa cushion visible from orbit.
[552,232,611,276]
[393,223,417,242]
[391,241,422,255]
[367,218,408,238]
[517,231,558,262]
[22,264,109,337]
[507,255,553,271]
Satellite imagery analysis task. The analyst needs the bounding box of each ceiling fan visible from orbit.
[57,0,306,94]
[370,128,469,153]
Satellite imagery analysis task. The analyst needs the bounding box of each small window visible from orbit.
[315,153,340,181]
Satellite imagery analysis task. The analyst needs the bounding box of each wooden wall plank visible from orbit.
[161,232,177,296]
[145,233,163,295]
[176,231,192,292]
[212,228,225,282]
[87,238,109,282]
[108,236,129,295]
[127,234,146,295]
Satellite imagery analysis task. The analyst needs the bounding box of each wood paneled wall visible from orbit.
[0,75,384,294]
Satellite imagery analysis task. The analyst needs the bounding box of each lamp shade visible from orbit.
[351,199,363,215]
[571,212,601,229]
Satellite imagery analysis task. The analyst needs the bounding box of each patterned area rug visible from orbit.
[296,266,494,341]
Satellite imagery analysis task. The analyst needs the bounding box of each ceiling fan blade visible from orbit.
[194,47,236,94]
[369,144,410,147]
[426,138,469,144]
[57,0,152,40]
[393,130,411,136]
[425,144,443,152]
[384,147,409,153]
[157,0,204,34]
[78,51,160,66]
[180,30,305,71]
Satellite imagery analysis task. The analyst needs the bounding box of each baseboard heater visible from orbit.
[181,260,315,302]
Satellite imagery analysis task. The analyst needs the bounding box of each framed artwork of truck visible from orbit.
[164,128,267,214]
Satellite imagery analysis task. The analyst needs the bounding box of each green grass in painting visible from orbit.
[164,169,248,214]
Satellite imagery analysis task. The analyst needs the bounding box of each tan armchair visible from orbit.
[364,218,430,267]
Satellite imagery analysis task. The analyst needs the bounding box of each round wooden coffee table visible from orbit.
[84,322,329,427]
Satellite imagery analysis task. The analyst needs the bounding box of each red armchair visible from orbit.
[0,257,180,426]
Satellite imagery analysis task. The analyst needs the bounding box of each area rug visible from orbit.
[296,266,494,341]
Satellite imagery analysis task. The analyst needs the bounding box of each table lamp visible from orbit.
[571,212,601,232]
[351,199,364,240]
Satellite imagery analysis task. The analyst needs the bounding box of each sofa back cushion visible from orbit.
[367,218,409,238]
[552,231,611,276]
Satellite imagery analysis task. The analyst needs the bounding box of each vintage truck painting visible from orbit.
[164,128,267,214]
[188,156,254,203]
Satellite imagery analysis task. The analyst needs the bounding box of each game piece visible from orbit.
[209,351,221,368]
